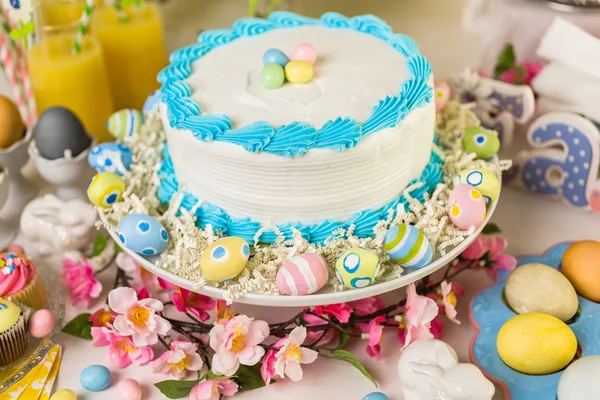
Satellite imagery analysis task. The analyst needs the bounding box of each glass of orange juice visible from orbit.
[29,0,115,142]
[91,1,168,110]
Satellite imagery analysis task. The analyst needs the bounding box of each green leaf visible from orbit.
[88,232,108,258]
[61,313,93,340]
[494,43,516,78]
[336,332,351,350]
[22,21,35,35]
[206,370,235,381]
[154,379,199,399]
[482,223,501,235]
[235,365,266,391]
[9,29,23,40]
[331,350,377,387]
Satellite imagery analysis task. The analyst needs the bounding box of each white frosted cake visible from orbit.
[157,12,439,245]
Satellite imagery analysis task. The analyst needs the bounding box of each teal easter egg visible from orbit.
[107,109,144,140]
[383,224,433,269]
[363,393,389,400]
[201,237,250,282]
[117,214,169,255]
[462,126,500,159]
[335,247,380,289]
[80,365,111,391]
[454,168,501,203]
[261,64,285,90]
[87,172,125,208]
[285,60,313,84]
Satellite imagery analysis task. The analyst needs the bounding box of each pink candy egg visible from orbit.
[434,81,451,111]
[290,43,317,64]
[276,253,329,296]
[448,184,486,230]
[117,378,142,400]
[4,243,25,254]
[28,309,56,338]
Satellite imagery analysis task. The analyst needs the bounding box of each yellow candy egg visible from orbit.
[284,60,314,84]
[200,237,250,282]
[335,247,380,289]
[497,313,577,375]
[87,172,125,208]
[50,389,77,400]
[454,168,500,203]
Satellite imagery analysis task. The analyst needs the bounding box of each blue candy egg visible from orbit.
[88,142,133,176]
[362,392,389,400]
[117,214,169,255]
[80,365,111,392]
[263,48,289,68]
[143,90,160,115]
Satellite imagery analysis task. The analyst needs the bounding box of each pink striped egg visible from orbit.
[276,253,329,296]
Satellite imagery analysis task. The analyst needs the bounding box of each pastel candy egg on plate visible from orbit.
[462,126,501,159]
[50,389,77,400]
[335,247,380,289]
[107,109,144,140]
[383,224,433,269]
[28,309,56,338]
[87,172,125,208]
[290,43,317,64]
[117,378,142,400]
[434,80,451,112]
[454,168,500,204]
[80,364,111,391]
[201,237,250,282]
[448,184,486,230]
[261,64,285,90]
[285,60,314,84]
[263,48,289,68]
[276,253,329,296]
[117,214,169,255]
[88,142,133,176]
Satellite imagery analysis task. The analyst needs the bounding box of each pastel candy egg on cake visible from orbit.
[87,172,125,208]
[462,126,501,159]
[335,247,380,289]
[263,48,289,68]
[88,142,133,176]
[448,184,486,230]
[454,168,500,203]
[107,109,144,140]
[290,43,317,64]
[201,237,250,282]
[276,253,329,296]
[117,214,169,255]
[261,64,285,90]
[383,224,433,269]
[285,60,314,84]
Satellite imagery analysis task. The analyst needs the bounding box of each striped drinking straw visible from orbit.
[73,0,94,54]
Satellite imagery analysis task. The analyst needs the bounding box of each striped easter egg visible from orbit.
[107,109,144,140]
[276,253,329,296]
[383,224,433,269]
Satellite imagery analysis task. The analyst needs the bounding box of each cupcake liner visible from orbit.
[0,302,30,367]
[10,271,47,311]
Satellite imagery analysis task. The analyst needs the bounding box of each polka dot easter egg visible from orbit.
[88,142,133,176]
[201,237,250,282]
[276,253,329,296]
[335,247,380,289]
[448,184,486,230]
[462,126,500,159]
[434,80,451,112]
[107,109,144,140]
[383,224,433,269]
[455,168,501,203]
[87,172,125,208]
[117,214,169,255]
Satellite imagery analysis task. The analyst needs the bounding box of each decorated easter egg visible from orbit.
[88,142,133,176]
[276,253,329,296]
[335,247,380,289]
[562,240,600,302]
[0,95,24,149]
[557,356,600,400]
[117,378,142,400]
[263,48,289,68]
[261,64,285,90]
[462,126,501,159]
[505,263,578,322]
[107,109,144,140]
[80,365,111,391]
[433,81,451,112]
[143,90,160,115]
[33,106,92,160]
[290,43,317,64]
[28,309,56,338]
[50,389,77,400]
[87,172,125,208]
[201,237,250,282]
[117,214,169,256]
[496,313,577,375]
[285,60,313,84]
[383,224,433,269]
[454,168,500,203]
[448,184,486,230]
[362,393,389,400]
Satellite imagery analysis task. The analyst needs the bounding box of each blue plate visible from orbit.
[469,242,600,400]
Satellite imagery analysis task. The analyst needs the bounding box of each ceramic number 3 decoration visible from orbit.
[513,112,600,211]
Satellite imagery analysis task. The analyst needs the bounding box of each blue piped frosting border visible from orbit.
[157,144,443,245]
[158,12,433,158]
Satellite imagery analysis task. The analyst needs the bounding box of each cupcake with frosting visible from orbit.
[0,252,47,310]
[0,298,30,366]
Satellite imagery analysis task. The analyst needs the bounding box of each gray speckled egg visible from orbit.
[33,106,92,160]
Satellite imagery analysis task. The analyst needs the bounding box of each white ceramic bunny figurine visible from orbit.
[398,339,495,400]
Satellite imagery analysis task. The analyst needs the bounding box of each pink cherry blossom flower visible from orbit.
[398,283,439,349]
[189,379,238,400]
[261,348,278,385]
[151,340,204,380]
[349,296,385,316]
[61,257,102,307]
[364,316,386,361]
[500,61,543,86]
[460,235,517,281]
[215,300,237,326]
[172,288,215,322]
[209,315,269,376]
[91,326,154,368]
[109,287,172,346]
[430,317,445,339]
[274,326,318,382]
[302,312,337,347]
[313,303,353,323]
[441,281,460,324]
[89,306,117,327]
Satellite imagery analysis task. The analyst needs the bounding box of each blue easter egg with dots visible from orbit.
[80,364,111,391]
[88,142,133,176]
[334,247,380,289]
[143,90,161,115]
[362,393,389,400]
[263,48,289,68]
[117,214,169,256]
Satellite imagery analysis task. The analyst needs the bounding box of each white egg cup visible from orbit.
[0,130,38,217]
[29,137,97,201]
[0,166,17,248]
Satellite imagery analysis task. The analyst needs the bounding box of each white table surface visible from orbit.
[3,1,600,399]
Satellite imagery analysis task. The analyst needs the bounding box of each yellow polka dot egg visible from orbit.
[335,247,380,289]
[87,172,125,208]
[200,237,250,282]
[454,168,500,204]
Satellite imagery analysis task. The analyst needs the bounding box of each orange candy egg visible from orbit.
[0,95,24,149]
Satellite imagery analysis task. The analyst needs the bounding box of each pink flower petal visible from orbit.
[108,287,138,314]
[284,360,304,381]
[299,347,318,364]
[139,298,164,312]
